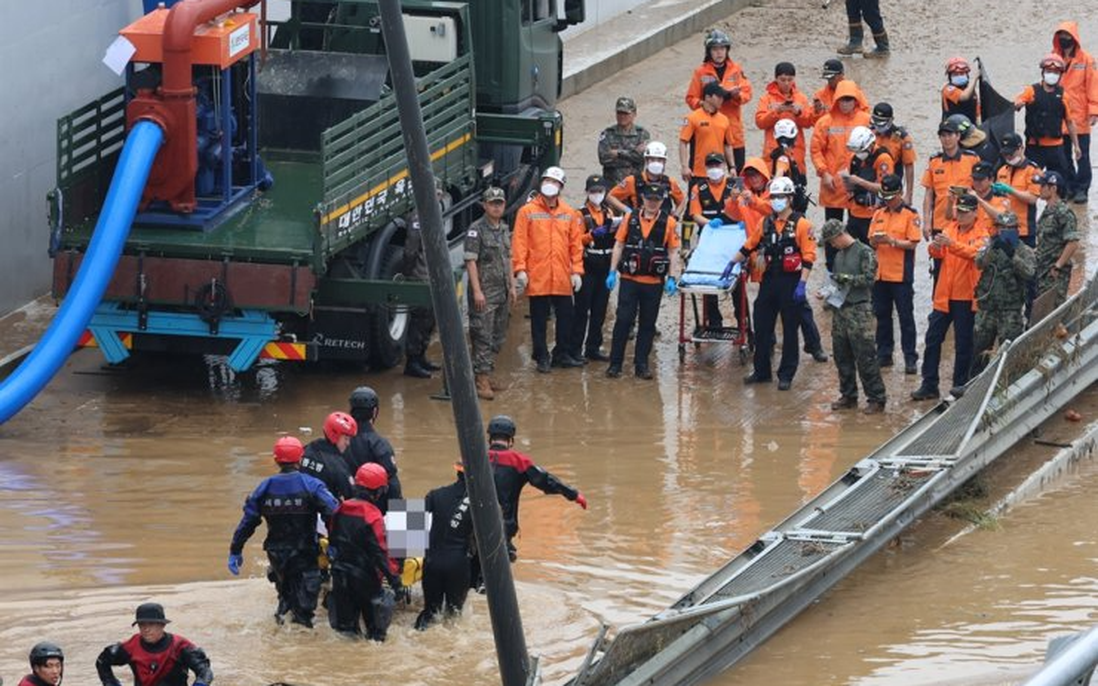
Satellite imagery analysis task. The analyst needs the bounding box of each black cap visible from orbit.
[871,102,893,121]
[585,174,608,191]
[1000,132,1023,152]
[702,81,728,99]
[774,61,796,77]
[971,162,994,180]
[1034,170,1067,188]
[704,152,726,166]
[822,58,844,77]
[640,182,665,199]
[879,174,902,197]
[938,118,962,134]
[133,602,170,626]
[956,194,979,211]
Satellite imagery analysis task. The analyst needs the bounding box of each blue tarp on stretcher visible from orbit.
[679,221,746,290]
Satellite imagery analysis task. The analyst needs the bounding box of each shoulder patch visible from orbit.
[682,117,690,126]
[466,229,478,238]
[411,220,421,230]
[598,131,607,141]
[618,179,630,189]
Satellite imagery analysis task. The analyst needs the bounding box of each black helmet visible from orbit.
[30,641,64,667]
[944,113,973,137]
[487,415,516,439]
[349,386,380,411]
[705,29,731,50]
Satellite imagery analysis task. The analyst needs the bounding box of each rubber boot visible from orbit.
[837,23,864,55]
[864,30,890,58]
[475,374,495,400]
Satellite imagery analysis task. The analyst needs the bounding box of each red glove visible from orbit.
[575,493,588,510]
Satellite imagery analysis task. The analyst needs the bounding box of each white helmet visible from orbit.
[846,126,876,153]
[542,166,567,185]
[773,118,798,140]
[644,141,668,159]
[768,177,795,196]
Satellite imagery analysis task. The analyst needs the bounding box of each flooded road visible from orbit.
[2,0,1097,684]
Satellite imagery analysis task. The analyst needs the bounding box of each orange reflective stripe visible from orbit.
[260,342,307,361]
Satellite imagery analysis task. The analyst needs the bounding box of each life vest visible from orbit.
[695,180,736,223]
[580,205,616,261]
[619,211,671,278]
[943,94,978,125]
[1024,84,1066,140]
[849,148,886,207]
[627,173,675,213]
[761,211,806,274]
[120,634,186,686]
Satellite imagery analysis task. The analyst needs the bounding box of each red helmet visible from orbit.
[945,57,970,75]
[1040,53,1066,72]
[355,463,388,490]
[323,412,358,443]
[273,436,304,464]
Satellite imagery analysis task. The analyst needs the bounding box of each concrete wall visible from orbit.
[560,0,650,40]
[0,0,136,315]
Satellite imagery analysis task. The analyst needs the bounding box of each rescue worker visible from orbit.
[346,386,402,506]
[840,124,894,245]
[811,80,872,265]
[724,177,817,390]
[403,196,442,379]
[20,642,64,686]
[608,141,687,216]
[485,415,587,561]
[819,220,886,414]
[870,102,917,205]
[911,193,988,401]
[597,96,651,186]
[869,174,921,374]
[1013,54,1082,182]
[921,117,980,281]
[950,112,998,165]
[970,212,1035,378]
[811,59,868,119]
[768,120,811,213]
[993,132,1042,246]
[965,162,1009,231]
[755,62,816,170]
[414,463,474,631]
[685,29,752,171]
[464,186,515,399]
[1033,171,1080,308]
[228,436,338,628]
[689,153,739,330]
[571,175,618,361]
[1051,22,1098,203]
[837,0,889,58]
[679,82,736,185]
[96,603,213,686]
[605,182,682,379]
[941,57,980,123]
[327,463,405,641]
[300,411,356,501]
[511,166,585,373]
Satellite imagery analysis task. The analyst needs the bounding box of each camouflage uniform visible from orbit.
[464,215,511,374]
[597,125,651,186]
[830,239,886,404]
[971,239,1036,375]
[404,214,436,361]
[1034,200,1079,308]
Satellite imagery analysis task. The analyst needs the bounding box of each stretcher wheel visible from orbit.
[678,344,686,364]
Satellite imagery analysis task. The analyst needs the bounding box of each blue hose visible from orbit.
[0,120,164,425]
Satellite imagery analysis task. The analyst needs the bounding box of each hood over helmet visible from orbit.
[830,80,865,114]
[1052,21,1082,59]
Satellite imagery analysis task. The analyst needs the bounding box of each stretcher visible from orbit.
[677,221,752,364]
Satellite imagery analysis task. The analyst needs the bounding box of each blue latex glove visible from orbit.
[592,226,609,238]
[706,218,722,230]
[664,276,678,296]
[793,281,807,303]
[195,683,208,686]
[990,181,1013,196]
[720,261,735,280]
[227,553,242,576]
[605,272,619,291]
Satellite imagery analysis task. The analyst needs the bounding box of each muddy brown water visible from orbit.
[1,1,1097,684]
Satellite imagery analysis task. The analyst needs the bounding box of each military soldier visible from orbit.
[404,200,442,379]
[1033,171,1080,308]
[465,186,515,399]
[970,212,1035,377]
[598,97,651,186]
[819,220,886,414]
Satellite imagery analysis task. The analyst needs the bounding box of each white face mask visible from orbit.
[770,197,789,213]
[646,161,665,176]
[540,182,561,198]
[706,167,726,181]
[1043,71,1061,86]
[588,192,605,206]
[854,150,870,160]
[950,74,969,88]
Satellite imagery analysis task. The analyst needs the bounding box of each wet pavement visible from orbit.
[2,0,1098,684]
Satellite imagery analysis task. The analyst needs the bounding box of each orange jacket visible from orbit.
[810,77,868,123]
[810,81,871,209]
[511,195,584,296]
[755,81,816,166]
[847,148,895,219]
[741,211,817,273]
[679,107,735,177]
[685,59,753,147]
[927,220,987,312]
[727,157,772,282]
[1053,21,1098,135]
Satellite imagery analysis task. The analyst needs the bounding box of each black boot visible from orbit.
[865,30,890,58]
[404,357,433,378]
[837,23,864,55]
[420,358,442,371]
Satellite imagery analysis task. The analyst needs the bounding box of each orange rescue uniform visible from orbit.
[680,108,735,177]
[610,171,686,211]
[614,212,681,285]
[920,149,980,230]
[847,149,895,220]
[994,161,1042,237]
[685,60,753,148]
[1015,84,1080,146]
[810,80,872,209]
[810,78,868,122]
[755,81,816,167]
[927,221,988,312]
[875,128,917,171]
[869,204,922,283]
[511,195,584,296]
[1052,21,1098,136]
[740,212,818,271]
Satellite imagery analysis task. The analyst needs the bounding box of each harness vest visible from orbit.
[1024,84,1066,140]
[696,180,736,223]
[944,94,978,125]
[627,173,675,213]
[580,205,616,262]
[761,211,806,274]
[619,211,671,278]
[849,148,886,207]
[120,634,186,686]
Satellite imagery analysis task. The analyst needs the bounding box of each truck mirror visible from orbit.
[563,0,584,26]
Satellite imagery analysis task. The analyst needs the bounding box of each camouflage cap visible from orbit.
[995,210,1019,228]
[819,218,847,242]
[615,96,637,113]
[482,186,506,202]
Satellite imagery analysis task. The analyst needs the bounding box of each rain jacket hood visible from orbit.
[1052,21,1082,57]
[830,81,863,114]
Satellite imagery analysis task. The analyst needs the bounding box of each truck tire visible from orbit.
[366,224,409,369]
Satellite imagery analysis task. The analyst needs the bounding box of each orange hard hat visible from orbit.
[945,57,970,75]
[1040,53,1066,72]
[323,411,358,443]
[355,463,388,490]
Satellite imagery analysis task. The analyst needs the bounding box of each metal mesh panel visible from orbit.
[706,538,844,601]
[800,470,932,533]
[576,612,707,686]
[895,370,997,457]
